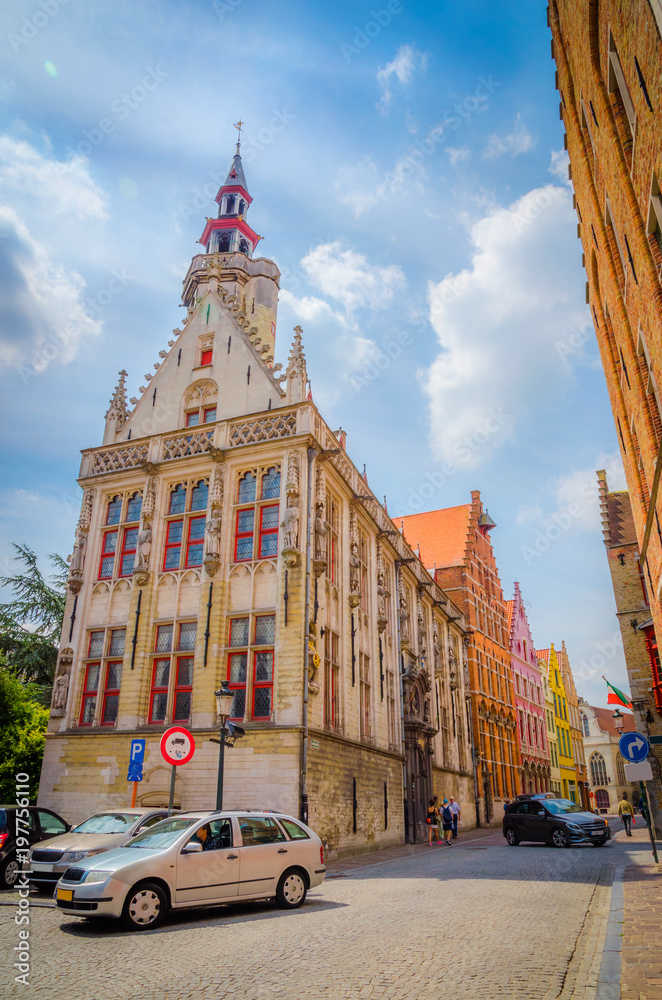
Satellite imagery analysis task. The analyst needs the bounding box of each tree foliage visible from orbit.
[0,543,67,686]
[0,665,49,803]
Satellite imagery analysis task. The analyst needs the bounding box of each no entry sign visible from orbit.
[160,726,195,766]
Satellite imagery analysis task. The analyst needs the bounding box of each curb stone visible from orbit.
[596,865,623,1000]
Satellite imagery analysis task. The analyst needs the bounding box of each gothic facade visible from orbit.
[38,145,475,855]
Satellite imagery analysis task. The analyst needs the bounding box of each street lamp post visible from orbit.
[213,682,238,811]
[612,708,624,733]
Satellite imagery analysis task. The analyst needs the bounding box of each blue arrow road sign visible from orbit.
[619,731,650,763]
[127,764,143,782]
[130,738,146,765]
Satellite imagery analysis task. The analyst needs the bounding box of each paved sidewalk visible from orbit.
[325,824,503,877]
[621,825,662,1000]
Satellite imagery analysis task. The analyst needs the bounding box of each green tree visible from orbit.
[0,543,67,687]
[0,665,49,803]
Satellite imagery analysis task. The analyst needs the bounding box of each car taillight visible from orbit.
[320,844,324,865]
[0,833,7,849]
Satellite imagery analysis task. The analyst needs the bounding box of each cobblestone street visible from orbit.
[2,827,657,1000]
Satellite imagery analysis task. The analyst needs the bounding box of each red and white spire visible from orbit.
[199,121,261,257]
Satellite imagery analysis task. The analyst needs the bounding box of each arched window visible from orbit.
[239,239,250,255]
[190,480,208,512]
[126,492,142,523]
[580,712,590,737]
[217,232,231,253]
[595,789,610,812]
[261,467,281,500]
[590,752,608,786]
[617,756,627,785]
[225,194,236,214]
[106,496,122,526]
[238,200,246,216]
[238,472,256,503]
[169,485,187,516]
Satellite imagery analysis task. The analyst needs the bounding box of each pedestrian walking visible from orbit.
[426,798,440,845]
[618,793,634,836]
[449,796,461,839]
[440,799,454,845]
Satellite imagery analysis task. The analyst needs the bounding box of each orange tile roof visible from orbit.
[591,706,637,735]
[505,600,514,637]
[535,648,550,663]
[399,505,472,570]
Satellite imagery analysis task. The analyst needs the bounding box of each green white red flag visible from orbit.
[603,677,632,710]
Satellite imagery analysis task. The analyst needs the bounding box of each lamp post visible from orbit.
[214,682,235,811]
[612,708,625,732]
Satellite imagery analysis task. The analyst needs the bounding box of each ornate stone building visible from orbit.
[506,583,551,794]
[597,469,662,834]
[537,646,581,803]
[38,144,475,854]
[549,0,662,729]
[579,700,636,814]
[401,493,520,826]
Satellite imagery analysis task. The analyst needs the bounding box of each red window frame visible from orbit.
[227,651,248,720]
[186,516,205,567]
[101,661,122,725]
[79,663,100,726]
[258,504,279,559]
[643,625,662,712]
[173,656,193,721]
[200,349,213,366]
[186,410,200,427]
[98,530,118,579]
[234,508,255,561]
[203,406,217,423]
[164,519,183,570]
[252,649,274,719]
[119,526,138,577]
[149,658,171,724]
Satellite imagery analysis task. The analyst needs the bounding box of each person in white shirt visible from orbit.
[449,797,461,839]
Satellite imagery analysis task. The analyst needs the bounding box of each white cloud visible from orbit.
[549,148,572,186]
[516,504,543,525]
[0,205,102,372]
[300,241,407,313]
[551,452,626,531]
[447,147,470,166]
[482,114,533,160]
[0,137,108,220]
[422,183,590,467]
[376,45,424,112]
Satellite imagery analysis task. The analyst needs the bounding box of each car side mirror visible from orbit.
[537,810,546,816]
[183,841,203,853]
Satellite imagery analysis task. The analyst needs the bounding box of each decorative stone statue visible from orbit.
[281,503,299,551]
[51,669,70,715]
[433,626,442,673]
[69,529,86,575]
[399,593,410,645]
[314,503,328,563]
[135,524,152,570]
[204,514,221,559]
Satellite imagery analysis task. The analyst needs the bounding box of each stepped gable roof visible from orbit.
[400,504,472,570]
[590,705,637,735]
[605,491,637,546]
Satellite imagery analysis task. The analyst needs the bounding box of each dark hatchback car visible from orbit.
[0,806,71,888]
[503,798,611,848]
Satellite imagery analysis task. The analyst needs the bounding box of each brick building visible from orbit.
[38,144,476,854]
[597,469,662,834]
[549,1,662,740]
[506,583,551,794]
[401,493,520,826]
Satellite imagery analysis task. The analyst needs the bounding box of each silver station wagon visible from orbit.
[55,810,326,930]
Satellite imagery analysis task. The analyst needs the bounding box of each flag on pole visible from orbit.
[603,676,632,709]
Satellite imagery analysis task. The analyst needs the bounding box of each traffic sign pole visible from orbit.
[131,781,138,808]
[167,764,177,816]
[640,780,659,864]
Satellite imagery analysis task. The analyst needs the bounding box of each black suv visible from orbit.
[0,806,71,888]
[503,798,611,848]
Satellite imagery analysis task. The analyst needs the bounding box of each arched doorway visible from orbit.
[595,788,610,813]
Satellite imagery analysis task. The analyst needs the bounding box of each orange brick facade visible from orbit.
[549,0,662,707]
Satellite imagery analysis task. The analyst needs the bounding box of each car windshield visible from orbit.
[125,817,198,850]
[544,799,584,815]
[72,813,141,834]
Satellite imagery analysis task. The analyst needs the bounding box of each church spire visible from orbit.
[199,123,261,257]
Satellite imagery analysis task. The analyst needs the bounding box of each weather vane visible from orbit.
[233,119,244,153]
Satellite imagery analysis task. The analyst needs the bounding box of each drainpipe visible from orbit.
[394,561,409,843]
[300,446,316,825]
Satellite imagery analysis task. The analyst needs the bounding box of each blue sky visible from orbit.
[0,0,630,708]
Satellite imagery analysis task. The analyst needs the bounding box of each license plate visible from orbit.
[56,888,73,902]
[590,831,601,836]
[31,863,53,872]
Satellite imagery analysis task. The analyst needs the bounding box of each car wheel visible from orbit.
[121,881,167,931]
[275,868,307,909]
[505,828,519,846]
[0,856,20,889]
[551,828,570,848]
